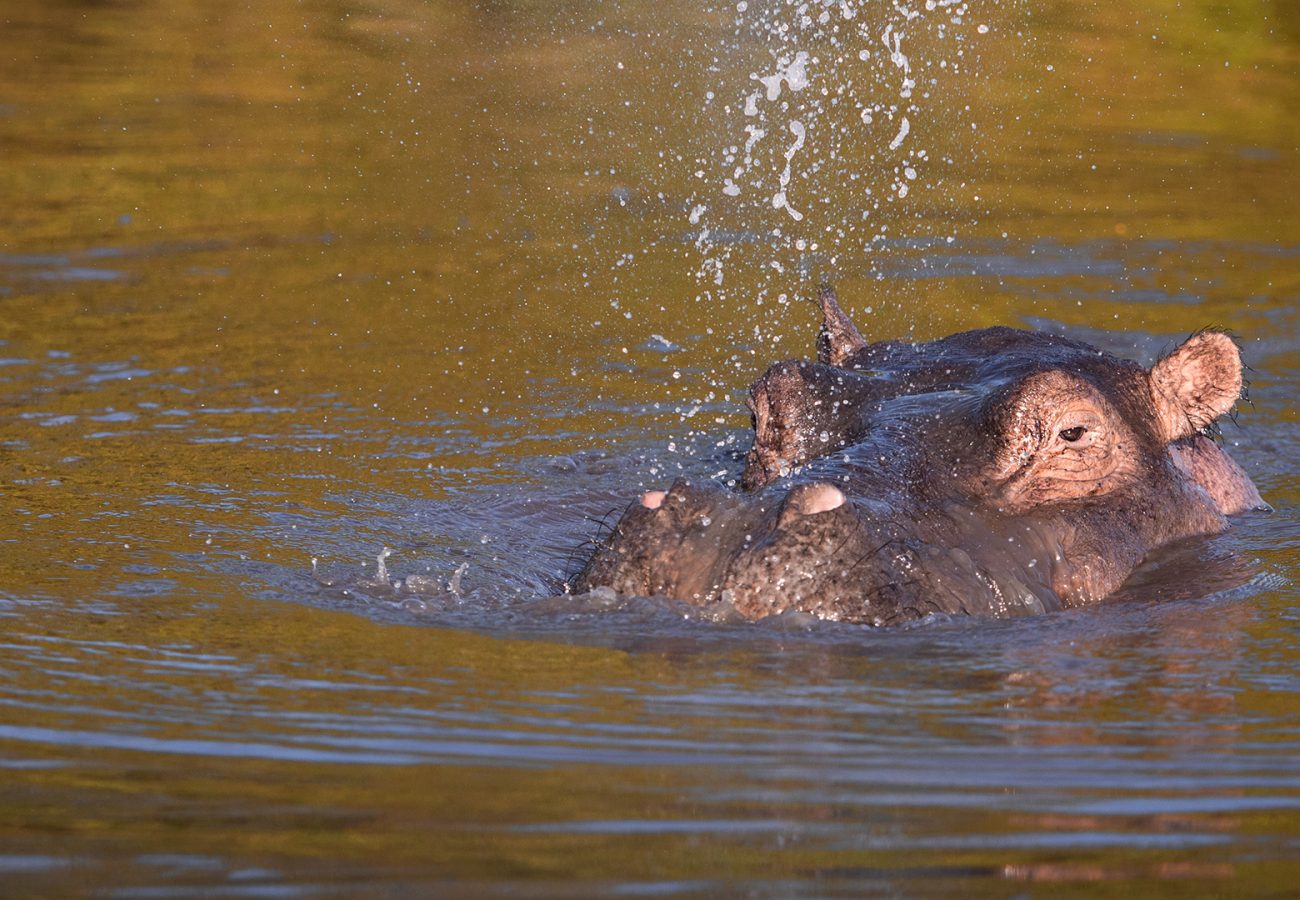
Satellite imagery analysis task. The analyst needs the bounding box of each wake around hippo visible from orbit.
[571,286,1266,626]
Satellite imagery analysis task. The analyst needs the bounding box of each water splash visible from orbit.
[773,120,808,221]
[689,0,1000,348]
[447,562,468,598]
[375,547,393,586]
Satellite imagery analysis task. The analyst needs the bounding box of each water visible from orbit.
[1,0,1298,894]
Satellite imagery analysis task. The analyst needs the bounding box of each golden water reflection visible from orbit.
[0,0,1297,894]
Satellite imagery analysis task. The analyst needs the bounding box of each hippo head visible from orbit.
[573,287,1264,625]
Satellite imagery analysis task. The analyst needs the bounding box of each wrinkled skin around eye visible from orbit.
[986,378,1145,513]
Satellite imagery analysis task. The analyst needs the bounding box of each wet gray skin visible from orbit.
[573,286,1266,625]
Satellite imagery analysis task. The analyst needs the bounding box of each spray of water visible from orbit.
[689,0,998,333]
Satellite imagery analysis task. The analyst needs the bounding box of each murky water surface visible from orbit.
[1,0,1297,895]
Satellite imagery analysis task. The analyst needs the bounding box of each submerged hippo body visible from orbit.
[574,287,1265,625]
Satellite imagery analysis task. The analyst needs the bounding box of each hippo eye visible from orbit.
[1058,425,1087,443]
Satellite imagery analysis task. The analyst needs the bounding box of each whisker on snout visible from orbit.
[561,503,634,593]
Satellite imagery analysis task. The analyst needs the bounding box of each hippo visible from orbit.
[572,286,1265,625]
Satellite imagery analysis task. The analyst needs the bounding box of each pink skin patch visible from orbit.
[791,483,845,515]
[641,490,667,510]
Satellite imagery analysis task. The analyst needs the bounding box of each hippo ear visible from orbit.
[815,283,868,366]
[1149,331,1243,442]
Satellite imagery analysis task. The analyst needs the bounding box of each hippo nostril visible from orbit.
[789,483,846,516]
[640,490,667,510]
